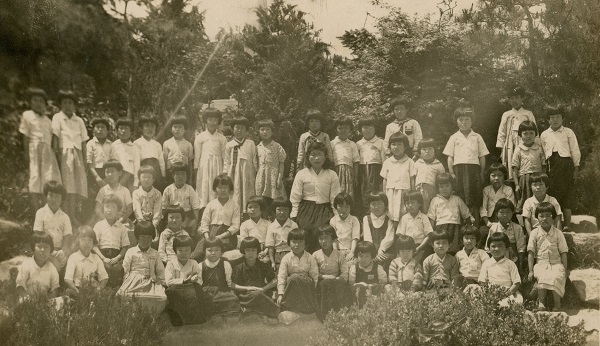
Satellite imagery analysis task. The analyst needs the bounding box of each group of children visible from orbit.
[16,85,579,323]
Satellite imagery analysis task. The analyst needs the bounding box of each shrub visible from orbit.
[0,285,170,346]
[312,284,586,346]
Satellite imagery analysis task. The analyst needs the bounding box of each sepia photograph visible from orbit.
[0,0,599,345]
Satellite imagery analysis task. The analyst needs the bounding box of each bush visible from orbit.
[312,284,587,346]
[0,285,170,346]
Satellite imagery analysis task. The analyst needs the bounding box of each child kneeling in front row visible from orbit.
[387,235,423,294]
[16,231,60,300]
[64,226,109,296]
[478,232,522,307]
[349,241,388,308]
[455,225,489,288]
[198,237,240,315]
[422,230,460,290]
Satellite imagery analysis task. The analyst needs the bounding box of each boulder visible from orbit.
[567,309,600,332]
[0,255,28,282]
[569,268,600,305]
[569,215,598,233]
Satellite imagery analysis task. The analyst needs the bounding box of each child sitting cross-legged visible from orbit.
[64,226,109,297]
[237,196,271,264]
[478,232,523,307]
[485,198,526,276]
[158,205,190,264]
[16,231,60,300]
[349,241,388,308]
[266,198,298,271]
[232,237,279,318]
[422,229,460,290]
[387,235,423,294]
[395,190,434,264]
[455,225,490,289]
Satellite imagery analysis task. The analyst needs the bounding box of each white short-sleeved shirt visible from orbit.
[443,130,489,165]
[19,110,52,145]
[330,137,360,167]
[540,126,581,166]
[265,218,298,253]
[396,211,433,245]
[521,195,562,229]
[384,118,423,152]
[329,214,360,250]
[511,143,545,175]
[64,251,109,287]
[455,248,490,280]
[380,156,416,190]
[134,137,166,177]
[162,183,200,212]
[414,158,445,186]
[165,258,201,286]
[52,112,89,150]
[87,137,113,168]
[96,184,133,216]
[478,257,521,288]
[356,136,386,165]
[16,257,59,294]
[527,226,568,265]
[427,194,470,225]
[111,139,141,181]
[163,137,194,168]
[239,218,270,245]
[480,185,516,218]
[93,219,130,250]
[33,205,72,249]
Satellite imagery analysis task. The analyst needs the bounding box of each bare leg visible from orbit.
[563,209,572,230]
[538,288,547,310]
[552,291,562,311]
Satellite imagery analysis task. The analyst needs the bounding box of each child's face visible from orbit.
[462,234,476,251]
[275,207,290,222]
[233,124,247,140]
[337,125,351,140]
[548,113,563,130]
[538,211,554,230]
[79,236,95,254]
[46,191,63,210]
[393,105,407,120]
[205,117,220,132]
[176,246,192,263]
[336,202,351,219]
[94,124,108,140]
[489,240,507,259]
[259,126,273,141]
[406,199,421,215]
[139,172,154,189]
[137,235,153,250]
[247,202,262,219]
[318,235,334,251]
[173,171,187,186]
[489,170,505,188]
[420,146,435,161]
[205,246,222,262]
[438,183,452,198]
[369,200,386,217]
[308,119,321,132]
[509,95,523,109]
[521,130,536,146]
[103,202,120,221]
[531,181,547,197]
[30,96,46,114]
[398,249,414,263]
[167,213,183,230]
[290,239,305,254]
[215,184,231,199]
[104,167,122,184]
[358,252,373,267]
[361,125,375,140]
[142,123,156,139]
[61,98,76,115]
[117,125,132,141]
[433,239,449,256]
[244,247,258,262]
[171,124,185,138]
[456,116,472,132]
[308,149,326,169]
[390,141,406,157]
[497,208,513,225]
[33,242,52,263]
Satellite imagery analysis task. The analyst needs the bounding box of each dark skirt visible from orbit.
[435,224,462,256]
[454,164,483,208]
[315,278,352,321]
[358,164,382,215]
[336,164,355,199]
[237,291,280,318]
[352,283,384,308]
[100,248,124,288]
[141,157,164,191]
[297,200,334,253]
[281,274,317,314]
[203,286,241,315]
[547,153,574,209]
[516,173,533,213]
[165,283,210,325]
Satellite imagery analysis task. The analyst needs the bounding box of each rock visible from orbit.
[567,309,600,332]
[569,215,598,233]
[0,219,29,262]
[0,255,28,282]
[570,268,600,305]
[563,232,600,269]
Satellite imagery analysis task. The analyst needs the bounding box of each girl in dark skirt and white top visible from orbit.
[290,142,341,253]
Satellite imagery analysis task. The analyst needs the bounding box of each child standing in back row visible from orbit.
[87,117,114,199]
[135,115,166,190]
[255,119,287,217]
[384,97,423,157]
[296,109,333,173]
[330,117,360,198]
[163,116,194,184]
[511,120,545,213]
[111,117,140,193]
[414,138,446,213]
[224,116,257,215]
[443,106,489,226]
[356,117,386,215]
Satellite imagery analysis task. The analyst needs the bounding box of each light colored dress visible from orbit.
[527,226,568,297]
[496,107,536,180]
[256,140,287,199]
[19,110,62,193]
[224,138,258,213]
[194,130,228,209]
[380,155,416,221]
[52,111,89,197]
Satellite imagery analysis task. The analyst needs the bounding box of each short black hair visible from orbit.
[335,116,353,129]
[239,237,262,254]
[430,229,451,243]
[77,226,98,244]
[90,117,111,130]
[388,132,410,154]
[287,228,306,245]
[304,142,334,170]
[246,196,265,212]
[212,173,234,192]
[355,240,377,258]
[134,221,156,239]
[170,161,188,174]
[204,237,223,252]
[530,172,550,187]
[389,96,411,110]
[170,115,189,129]
[358,117,376,128]
[164,204,186,221]
[173,234,194,252]
[43,181,66,198]
[31,231,54,253]
[138,165,156,179]
[316,224,337,241]
[102,194,123,210]
[492,198,515,221]
[57,90,76,104]
[417,138,436,152]
[405,190,423,206]
[518,120,538,136]
[461,225,480,242]
[544,104,566,118]
[436,173,455,191]
[202,108,223,124]
[535,201,557,219]
[395,234,416,251]
[487,163,508,180]
[305,109,324,122]
[366,191,388,209]
[487,231,510,249]
[453,106,474,121]
[138,114,159,129]
[333,192,353,210]
[115,117,134,130]
[256,119,275,130]
[272,197,292,210]
[231,116,249,128]
[104,159,124,172]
